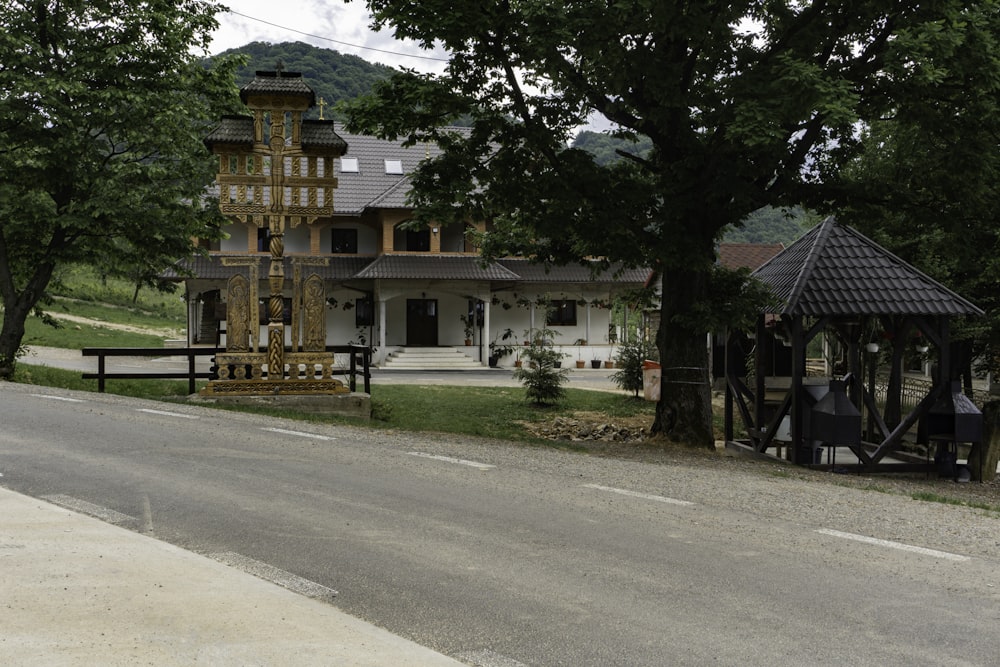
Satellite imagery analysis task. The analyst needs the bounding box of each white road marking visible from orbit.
[31,394,84,403]
[407,452,495,470]
[210,552,338,599]
[261,427,335,441]
[816,528,970,562]
[583,483,694,506]
[136,408,199,419]
[457,648,529,667]
[42,494,136,526]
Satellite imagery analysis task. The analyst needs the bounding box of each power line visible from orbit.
[225,10,450,63]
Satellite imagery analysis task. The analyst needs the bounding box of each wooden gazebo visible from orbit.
[724,216,985,474]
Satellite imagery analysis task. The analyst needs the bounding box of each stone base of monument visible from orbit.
[188,390,371,420]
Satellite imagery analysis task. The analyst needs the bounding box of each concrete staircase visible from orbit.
[381,346,485,370]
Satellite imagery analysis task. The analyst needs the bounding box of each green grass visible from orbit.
[12,363,201,400]
[50,264,186,319]
[369,384,655,442]
[911,491,1000,514]
[22,316,168,349]
[10,362,655,444]
[47,297,185,331]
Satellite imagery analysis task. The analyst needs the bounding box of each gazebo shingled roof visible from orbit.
[726,216,985,473]
[752,216,983,318]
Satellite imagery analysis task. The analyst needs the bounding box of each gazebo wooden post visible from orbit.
[790,315,806,463]
[754,314,767,451]
[724,327,734,443]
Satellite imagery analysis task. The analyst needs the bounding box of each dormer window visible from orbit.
[340,157,359,173]
[384,159,403,175]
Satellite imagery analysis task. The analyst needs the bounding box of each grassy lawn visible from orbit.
[11,362,656,443]
[22,316,169,349]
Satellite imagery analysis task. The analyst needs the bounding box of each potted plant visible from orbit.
[488,328,516,367]
[575,339,587,368]
[460,314,474,345]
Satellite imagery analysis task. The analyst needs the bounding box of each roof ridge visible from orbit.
[784,215,835,311]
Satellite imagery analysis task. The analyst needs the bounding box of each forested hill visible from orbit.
[211,41,396,119]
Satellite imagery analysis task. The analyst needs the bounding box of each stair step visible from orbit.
[382,347,484,370]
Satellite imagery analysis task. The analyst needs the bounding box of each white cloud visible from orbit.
[209,0,447,73]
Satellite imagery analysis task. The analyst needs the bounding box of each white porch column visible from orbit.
[378,297,387,365]
[585,302,592,344]
[529,303,536,340]
[482,299,491,365]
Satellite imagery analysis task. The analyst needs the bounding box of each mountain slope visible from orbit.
[211,41,396,119]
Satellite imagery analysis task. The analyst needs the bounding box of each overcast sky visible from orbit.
[209,1,449,74]
[210,1,612,133]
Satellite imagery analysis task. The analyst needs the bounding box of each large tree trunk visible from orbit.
[0,253,56,381]
[0,298,30,380]
[651,267,714,448]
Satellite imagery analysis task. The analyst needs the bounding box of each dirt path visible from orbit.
[49,312,182,338]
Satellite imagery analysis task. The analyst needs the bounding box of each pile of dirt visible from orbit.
[520,412,650,443]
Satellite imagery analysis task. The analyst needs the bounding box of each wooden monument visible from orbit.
[200,69,349,395]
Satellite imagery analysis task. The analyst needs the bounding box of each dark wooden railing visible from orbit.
[81,345,371,394]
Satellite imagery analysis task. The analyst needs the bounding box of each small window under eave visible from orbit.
[384,159,403,175]
[340,157,359,173]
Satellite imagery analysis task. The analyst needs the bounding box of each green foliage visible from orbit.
[211,41,396,120]
[610,338,655,398]
[831,22,1000,378]
[513,326,569,405]
[0,0,242,379]
[345,0,1000,445]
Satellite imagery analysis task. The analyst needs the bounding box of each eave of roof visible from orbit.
[497,259,650,284]
[353,255,520,281]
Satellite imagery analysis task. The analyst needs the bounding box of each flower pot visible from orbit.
[575,360,586,368]
[590,360,602,369]
[489,355,499,368]
[604,361,615,369]
[553,361,562,368]
[464,339,472,346]
[514,360,523,368]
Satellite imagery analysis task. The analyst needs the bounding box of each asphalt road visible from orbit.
[2,382,999,666]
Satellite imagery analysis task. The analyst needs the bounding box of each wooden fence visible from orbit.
[81,345,371,394]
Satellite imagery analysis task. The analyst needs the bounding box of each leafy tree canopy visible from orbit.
[0,0,243,379]
[344,1,1000,446]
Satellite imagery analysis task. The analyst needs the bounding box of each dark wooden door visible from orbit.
[406,299,438,346]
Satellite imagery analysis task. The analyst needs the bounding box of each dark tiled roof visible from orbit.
[331,123,466,215]
[240,71,315,106]
[497,259,650,284]
[752,216,983,317]
[354,255,520,281]
[204,116,254,148]
[168,254,651,286]
[719,243,784,271]
[204,116,346,153]
[165,255,372,281]
[300,120,348,152]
